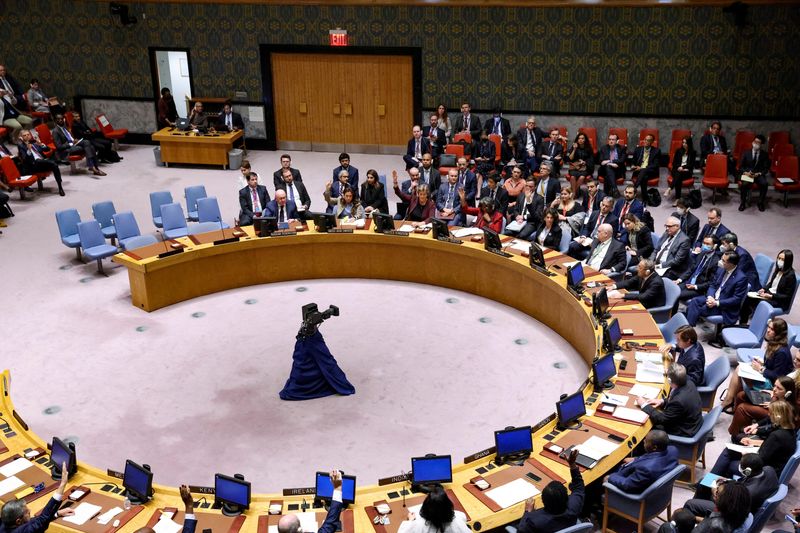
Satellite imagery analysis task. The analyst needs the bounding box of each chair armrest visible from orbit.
[603,481,646,501]
[667,434,697,445]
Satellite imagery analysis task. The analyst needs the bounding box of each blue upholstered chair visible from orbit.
[120,234,158,250]
[776,273,800,316]
[149,190,173,229]
[184,185,207,221]
[754,253,774,288]
[778,438,800,487]
[559,230,571,253]
[602,464,686,533]
[667,406,721,484]
[748,484,787,533]
[659,312,689,345]
[160,203,189,239]
[91,201,117,245]
[649,278,680,324]
[721,300,776,349]
[697,357,731,411]
[77,221,119,274]
[505,521,592,533]
[188,221,222,235]
[55,209,83,261]
[112,211,142,250]
[197,197,229,228]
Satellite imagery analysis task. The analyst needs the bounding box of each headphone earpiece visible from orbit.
[786,390,792,398]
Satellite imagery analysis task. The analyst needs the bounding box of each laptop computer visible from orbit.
[175,117,190,131]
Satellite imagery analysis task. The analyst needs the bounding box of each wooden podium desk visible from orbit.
[151,128,244,169]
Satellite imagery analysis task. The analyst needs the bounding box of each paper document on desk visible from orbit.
[406,504,422,518]
[268,527,279,533]
[0,457,34,477]
[355,219,366,229]
[613,407,649,423]
[738,362,767,383]
[636,361,665,383]
[747,291,767,300]
[296,512,319,533]
[0,476,24,496]
[634,352,663,364]
[152,515,183,533]
[97,507,124,525]
[451,227,484,238]
[600,393,628,406]
[397,224,415,232]
[655,266,668,276]
[505,240,531,253]
[505,220,524,232]
[63,503,103,526]
[484,478,540,509]
[628,384,661,399]
[726,443,759,455]
[575,436,618,461]
[419,223,432,230]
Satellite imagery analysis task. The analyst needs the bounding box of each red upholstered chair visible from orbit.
[0,127,8,141]
[23,93,50,123]
[732,131,756,165]
[0,156,47,199]
[671,129,692,144]
[453,132,472,144]
[438,144,465,176]
[770,144,795,175]
[488,133,502,166]
[36,124,84,173]
[578,126,598,154]
[667,140,694,191]
[608,127,628,147]
[774,156,799,207]
[638,128,660,148]
[768,131,790,149]
[701,154,730,204]
[94,114,127,150]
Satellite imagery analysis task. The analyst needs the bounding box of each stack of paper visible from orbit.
[628,384,661,399]
[636,361,665,383]
[451,227,484,238]
[354,219,366,229]
[738,362,767,383]
[0,458,34,477]
[484,478,540,509]
[63,503,103,526]
[726,443,759,455]
[97,508,124,525]
[634,352,663,364]
[152,515,182,533]
[505,240,530,253]
[613,407,649,423]
[0,476,24,496]
[575,436,619,461]
[397,224,415,232]
[600,393,628,406]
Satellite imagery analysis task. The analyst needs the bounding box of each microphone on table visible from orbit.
[217,215,225,236]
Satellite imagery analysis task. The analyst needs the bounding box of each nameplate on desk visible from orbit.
[282,487,315,496]
[532,413,558,433]
[463,447,495,464]
[188,485,215,495]
[436,237,463,245]
[328,228,354,234]
[157,249,184,259]
[270,230,297,237]
[213,237,240,246]
[377,473,410,486]
[382,230,410,237]
[12,410,27,431]
[107,469,124,479]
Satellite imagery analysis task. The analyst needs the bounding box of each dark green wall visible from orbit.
[3,1,799,118]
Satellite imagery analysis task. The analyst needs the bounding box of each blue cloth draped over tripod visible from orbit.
[279,330,355,401]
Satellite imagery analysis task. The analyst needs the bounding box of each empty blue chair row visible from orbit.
[91,201,117,245]
[76,221,118,275]
[185,185,207,221]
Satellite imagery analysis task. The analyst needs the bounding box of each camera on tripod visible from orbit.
[301,303,340,326]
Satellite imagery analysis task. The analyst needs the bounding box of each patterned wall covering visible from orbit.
[2,1,799,119]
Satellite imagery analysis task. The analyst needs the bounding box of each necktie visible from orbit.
[680,216,686,232]
[252,188,259,212]
[592,215,605,238]
[289,185,295,203]
[446,185,454,209]
[415,140,421,158]
[494,119,500,134]
[611,148,617,161]
[31,145,42,160]
[656,236,673,263]
[458,172,465,188]
[549,143,555,157]
[710,225,717,236]
[713,136,720,152]
[63,127,74,144]
[587,240,605,266]
[753,150,758,165]
[279,206,285,222]
[490,188,496,200]
[465,116,470,131]
[690,255,708,285]
[642,148,650,168]
[538,178,546,197]
[619,201,630,223]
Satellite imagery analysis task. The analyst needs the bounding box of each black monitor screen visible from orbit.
[567,262,585,288]
[556,390,586,427]
[310,212,336,232]
[51,437,75,479]
[529,243,546,269]
[123,460,152,501]
[215,474,251,509]
[315,472,356,504]
[411,455,452,485]
[431,218,449,240]
[494,426,533,457]
[594,287,609,318]
[593,354,617,385]
[483,228,503,251]
[607,318,622,346]
[373,212,394,233]
[254,216,277,237]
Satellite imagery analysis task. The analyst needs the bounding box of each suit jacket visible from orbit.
[622,226,654,260]
[405,137,431,160]
[453,114,482,139]
[435,183,461,214]
[517,127,546,155]
[580,190,606,214]
[608,446,679,493]
[742,467,779,513]
[318,499,344,533]
[699,133,729,164]
[631,145,661,173]
[671,147,696,176]
[419,166,440,196]
[612,198,644,225]
[738,148,770,177]
[456,169,478,203]
[517,467,584,533]
[652,231,691,276]
[215,111,244,131]
[394,185,436,222]
[621,272,666,309]
[421,126,446,156]
[680,250,721,292]
[484,116,511,137]
[763,267,797,309]
[330,179,359,201]
[532,222,562,249]
[642,380,703,437]
[360,182,389,213]
[332,165,359,190]
[694,222,730,249]
[676,343,705,386]
[273,167,303,189]
[597,144,627,178]
[277,180,311,211]
[587,238,627,273]
[536,176,561,206]
[537,139,564,168]
[511,194,545,228]
[16,141,50,167]
[264,200,300,220]
[239,185,270,218]
[579,210,618,239]
[183,517,197,533]
[671,211,700,245]
[706,267,749,325]
[479,186,509,215]
[51,126,81,158]
[736,246,761,292]
[0,495,60,533]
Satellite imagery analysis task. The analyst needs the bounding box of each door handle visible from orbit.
[333,103,341,115]
[344,103,352,116]
[299,102,307,114]
[377,105,386,117]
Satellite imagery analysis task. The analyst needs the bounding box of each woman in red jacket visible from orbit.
[458,188,503,233]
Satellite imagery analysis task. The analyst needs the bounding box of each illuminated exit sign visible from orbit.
[329,29,348,47]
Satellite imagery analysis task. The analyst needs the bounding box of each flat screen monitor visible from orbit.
[373,212,395,233]
[431,218,450,240]
[483,228,503,252]
[529,242,546,270]
[566,262,585,289]
[122,460,153,504]
[315,472,356,505]
[604,317,622,352]
[50,437,76,480]
[411,455,452,485]
[592,353,617,388]
[556,389,586,429]
[310,212,336,232]
[593,287,609,319]
[494,426,533,460]
[254,216,277,237]
[215,473,251,515]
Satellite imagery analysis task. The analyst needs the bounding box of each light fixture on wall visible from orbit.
[110,2,137,26]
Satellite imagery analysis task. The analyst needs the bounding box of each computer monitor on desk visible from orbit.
[122,460,153,505]
[603,317,623,354]
[494,426,533,465]
[215,473,251,516]
[254,216,277,237]
[592,353,617,391]
[373,212,395,233]
[593,287,609,320]
[411,455,452,492]
[315,471,356,506]
[310,212,336,233]
[483,228,503,252]
[50,437,76,480]
[556,389,586,430]
[566,262,585,292]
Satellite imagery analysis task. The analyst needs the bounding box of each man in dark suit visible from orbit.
[737,134,771,212]
[674,235,721,314]
[606,430,679,492]
[517,116,546,172]
[478,172,508,215]
[238,174,270,226]
[51,114,105,176]
[638,363,703,437]
[651,217,691,280]
[533,161,560,206]
[436,169,462,226]
[506,178,545,240]
[611,259,666,309]
[0,461,75,533]
[483,108,511,138]
[331,153,359,190]
[719,233,760,293]
[672,199,699,245]
[215,103,244,131]
[136,484,198,533]
[276,168,311,217]
[662,325,705,386]
[277,470,345,533]
[517,450,584,533]
[583,224,628,275]
[537,127,564,175]
[327,168,359,213]
[264,190,300,223]
[273,154,303,189]
[569,198,617,260]
[455,156,477,205]
[580,178,605,216]
[403,125,431,170]
[699,121,729,168]
[612,186,645,236]
[419,154,440,197]
[692,207,730,251]
[452,102,481,140]
[630,134,661,202]
[422,115,446,158]
[597,133,627,197]
[16,130,64,196]
[685,250,748,326]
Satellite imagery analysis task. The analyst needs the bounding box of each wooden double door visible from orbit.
[271,53,412,154]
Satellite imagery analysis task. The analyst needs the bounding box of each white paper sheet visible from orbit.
[738,362,767,383]
[628,384,661,399]
[747,291,767,300]
[575,436,619,461]
[777,177,795,184]
[505,240,531,253]
[97,507,124,525]
[726,443,760,455]
[655,266,668,276]
[484,478,540,509]
[152,515,183,533]
[505,220,524,232]
[0,457,34,477]
[634,352,663,364]
[407,504,422,517]
[613,407,649,423]
[296,512,319,533]
[397,224,415,232]
[0,476,25,496]
[451,227,484,238]
[62,503,103,526]
[355,219,366,229]
[268,526,279,533]
[636,361,665,383]
[600,393,628,406]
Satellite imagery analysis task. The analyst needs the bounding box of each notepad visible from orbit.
[777,177,795,184]
[505,240,531,253]
[484,478,540,509]
[0,457,34,477]
[628,384,661,399]
[505,220,524,232]
[738,362,767,383]
[355,219,366,229]
[747,291,768,300]
[699,472,727,489]
[0,476,25,496]
[97,507,123,525]
[152,515,183,533]
[296,512,319,533]
[575,436,619,461]
[726,443,760,455]
[397,224,415,232]
[634,352,663,364]
[613,407,649,423]
[63,502,103,525]
[451,227,484,238]
[636,361,665,383]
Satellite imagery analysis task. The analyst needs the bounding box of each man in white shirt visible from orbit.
[584,224,627,275]
[278,470,344,533]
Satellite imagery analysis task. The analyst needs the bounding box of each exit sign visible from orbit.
[329,29,348,47]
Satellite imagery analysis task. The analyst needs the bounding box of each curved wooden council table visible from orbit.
[0,227,666,533]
